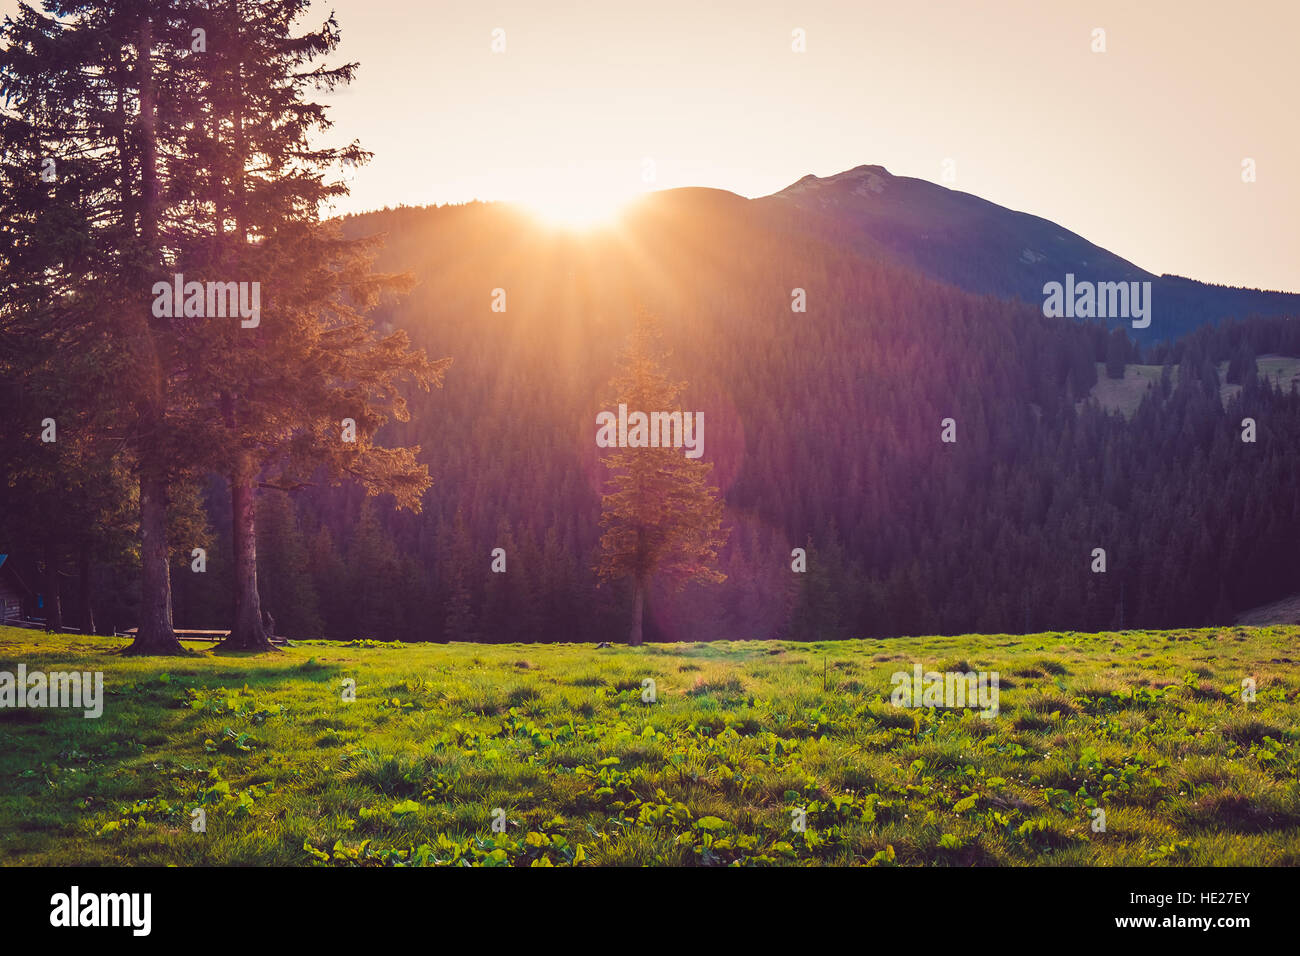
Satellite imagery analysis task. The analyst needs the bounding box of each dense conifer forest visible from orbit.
[123,199,1300,642]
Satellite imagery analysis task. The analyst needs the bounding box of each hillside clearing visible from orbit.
[1084,355,1300,418]
[1083,363,1169,418]
[1218,354,1300,405]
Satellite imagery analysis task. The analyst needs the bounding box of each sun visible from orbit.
[523,196,626,230]
[511,169,643,231]
[520,188,638,230]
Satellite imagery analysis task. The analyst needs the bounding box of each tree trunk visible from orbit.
[77,546,95,635]
[122,18,182,658]
[42,547,63,632]
[125,471,182,654]
[212,36,272,654]
[219,450,274,651]
[628,575,646,646]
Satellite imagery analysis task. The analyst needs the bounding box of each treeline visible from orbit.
[191,198,1299,642]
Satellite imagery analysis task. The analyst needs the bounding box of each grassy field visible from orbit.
[1,625,1297,867]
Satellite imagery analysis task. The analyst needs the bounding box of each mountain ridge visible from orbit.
[349,165,1298,341]
[752,164,1299,339]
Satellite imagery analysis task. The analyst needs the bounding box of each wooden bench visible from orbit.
[5,617,56,631]
[122,628,230,641]
[119,628,287,645]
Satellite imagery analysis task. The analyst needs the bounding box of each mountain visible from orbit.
[762,164,1300,341]
[11,160,1292,641]
[170,187,1300,645]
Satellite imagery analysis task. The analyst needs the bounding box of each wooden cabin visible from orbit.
[0,554,36,624]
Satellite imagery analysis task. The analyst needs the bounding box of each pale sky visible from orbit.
[6,0,1297,291]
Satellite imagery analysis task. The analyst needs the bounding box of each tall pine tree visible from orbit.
[594,319,727,645]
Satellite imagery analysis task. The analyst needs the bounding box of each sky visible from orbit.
[4,0,1297,291]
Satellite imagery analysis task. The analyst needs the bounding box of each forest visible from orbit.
[2,4,1299,649]
[253,199,1299,644]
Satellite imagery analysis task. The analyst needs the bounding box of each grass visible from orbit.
[1084,363,1169,419]
[1,625,1297,866]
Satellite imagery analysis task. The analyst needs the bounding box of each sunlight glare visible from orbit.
[513,168,642,230]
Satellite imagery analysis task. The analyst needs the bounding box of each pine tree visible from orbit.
[1105,327,1128,379]
[594,318,728,645]
[306,524,348,639]
[255,491,321,638]
[440,508,477,642]
[160,1,450,651]
[346,500,401,640]
[0,1,218,653]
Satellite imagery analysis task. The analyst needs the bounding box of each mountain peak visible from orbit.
[781,165,894,199]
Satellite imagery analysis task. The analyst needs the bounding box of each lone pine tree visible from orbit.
[594,319,727,645]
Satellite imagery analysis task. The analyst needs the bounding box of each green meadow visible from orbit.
[1,625,1297,867]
